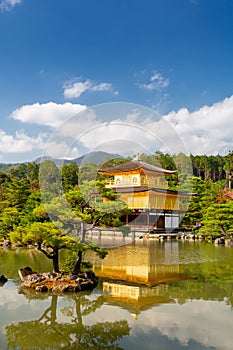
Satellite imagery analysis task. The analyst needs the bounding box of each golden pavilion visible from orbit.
[98,158,192,232]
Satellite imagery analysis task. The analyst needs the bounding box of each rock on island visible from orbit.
[18,266,98,293]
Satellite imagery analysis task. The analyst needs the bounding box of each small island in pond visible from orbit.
[18,266,98,293]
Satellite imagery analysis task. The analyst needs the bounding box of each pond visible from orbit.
[1,239,233,350]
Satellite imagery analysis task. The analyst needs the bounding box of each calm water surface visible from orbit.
[1,240,233,350]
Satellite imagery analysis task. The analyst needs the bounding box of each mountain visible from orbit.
[34,156,64,166]
[34,151,123,166]
[70,151,122,166]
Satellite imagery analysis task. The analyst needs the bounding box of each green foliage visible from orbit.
[0,153,232,255]
[98,157,132,183]
[39,160,62,196]
[8,162,39,190]
[0,171,11,186]
[66,180,129,229]
[95,180,119,200]
[10,221,79,272]
[2,178,30,210]
[140,151,170,168]
[191,153,226,181]
[78,162,98,184]
[174,152,193,174]
[11,222,63,246]
[60,251,78,272]
[61,250,93,273]
[9,163,28,180]
[61,239,108,274]
[33,204,48,220]
[62,162,79,191]
[99,157,132,169]
[200,201,233,237]
[5,292,130,350]
[20,190,42,225]
[181,176,226,229]
[0,163,14,172]
[0,207,21,240]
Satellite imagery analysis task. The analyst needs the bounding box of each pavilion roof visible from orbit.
[98,159,176,175]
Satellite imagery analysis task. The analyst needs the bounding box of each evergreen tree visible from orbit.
[62,162,79,191]
[200,202,233,237]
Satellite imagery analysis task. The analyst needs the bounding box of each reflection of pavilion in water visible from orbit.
[93,241,181,287]
[102,281,174,319]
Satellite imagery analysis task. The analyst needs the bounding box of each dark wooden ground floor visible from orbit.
[122,209,181,231]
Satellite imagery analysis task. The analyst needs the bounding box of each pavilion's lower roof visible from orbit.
[112,186,194,197]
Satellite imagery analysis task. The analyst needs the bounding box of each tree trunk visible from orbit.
[72,250,83,275]
[52,248,60,273]
[50,295,58,327]
[225,170,232,189]
[220,226,228,237]
[38,295,58,327]
[75,297,84,346]
[80,221,86,243]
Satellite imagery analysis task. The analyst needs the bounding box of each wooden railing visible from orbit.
[105,179,168,189]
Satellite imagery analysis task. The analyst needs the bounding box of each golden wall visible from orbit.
[118,191,180,210]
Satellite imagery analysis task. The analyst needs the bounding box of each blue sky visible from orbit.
[0,0,233,163]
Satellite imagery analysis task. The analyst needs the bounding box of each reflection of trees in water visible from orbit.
[160,278,233,307]
[5,292,130,350]
[0,248,52,280]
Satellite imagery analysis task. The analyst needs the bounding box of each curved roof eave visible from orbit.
[99,159,176,175]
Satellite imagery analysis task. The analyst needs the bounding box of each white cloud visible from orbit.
[43,140,80,159]
[63,78,116,99]
[75,122,156,156]
[63,80,92,99]
[78,298,233,350]
[138,82,157,91]
[43,106,185,160]
[164,95,233,155]
[0,0,22,11]
[4,95,233,163]
[0,129,46,154]
[36,97,233,160]
[91,82,112,92]
[133,300,233,350]
[10,101,87,128]
[138,71,169,92]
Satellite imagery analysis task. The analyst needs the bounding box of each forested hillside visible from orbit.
[140,151,233,184]
[2,150,233,183]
